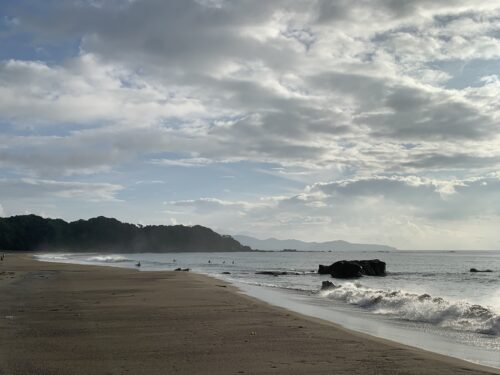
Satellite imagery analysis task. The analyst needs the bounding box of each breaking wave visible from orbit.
[35,253,72,261]
[85,255,132,263]
[35,253,133,264]
[320,282,500,336]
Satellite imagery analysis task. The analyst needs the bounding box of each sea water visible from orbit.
[36,250,500,368]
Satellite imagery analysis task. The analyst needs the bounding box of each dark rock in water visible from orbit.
[222,271,231,275]
[256,271,286,276]
[256,271,287,276]
[318,259,386,278]
[470,268,493,273]
[318,264,332,275]
[321,280,336,290]
[255,271,300,276]
[418,293,431,301]
[358,259,386,276]
[330,261,363,278]
[174,268,190,272]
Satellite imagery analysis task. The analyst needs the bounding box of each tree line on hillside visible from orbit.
[0,215,252,253]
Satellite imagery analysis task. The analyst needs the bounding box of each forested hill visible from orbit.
[0,215,251,253]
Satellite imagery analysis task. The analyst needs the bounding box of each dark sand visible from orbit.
[0,253,498,375]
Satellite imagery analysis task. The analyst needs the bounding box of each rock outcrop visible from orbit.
[318,259,386,278]
[318,264,333,275]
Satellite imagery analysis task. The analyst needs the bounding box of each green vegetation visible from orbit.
[0,215,251,253]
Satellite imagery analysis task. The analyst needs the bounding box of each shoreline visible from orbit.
[1,252,499,374]
[234,280,500,369]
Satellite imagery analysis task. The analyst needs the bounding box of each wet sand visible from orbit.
[0,253,498,375]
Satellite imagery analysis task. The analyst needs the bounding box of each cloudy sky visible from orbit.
[1,0,500,249]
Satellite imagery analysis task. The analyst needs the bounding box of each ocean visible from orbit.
[36,250,500,368]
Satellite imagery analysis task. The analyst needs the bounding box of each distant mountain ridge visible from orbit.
[0,215,251,253]
[233,235,396,251]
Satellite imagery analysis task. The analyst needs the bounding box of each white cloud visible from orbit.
[3,1,500,247]
[0,56,208,128]
[2,1,500,177]
[164,174,500,249]
[168,197,263,213]
[0,179,123,202]
[151,158,216,168]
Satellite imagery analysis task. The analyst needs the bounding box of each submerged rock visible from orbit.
[470,268,493,273]
[418,293,431,301]
[321,280,336,290]
[255,271,300,276]
[256,271,287,276]
[318,259,386,278]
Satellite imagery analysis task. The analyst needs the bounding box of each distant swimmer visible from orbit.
[173,259,176,263]
[136,262,141,267]
[232,261,234,264]
[208,260,211,264]
[223,261,226,264]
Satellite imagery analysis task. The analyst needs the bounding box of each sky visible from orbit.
[1,0,500,249]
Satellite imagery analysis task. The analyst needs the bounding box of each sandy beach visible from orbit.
[0,253,498,375]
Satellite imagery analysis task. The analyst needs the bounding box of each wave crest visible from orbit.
[35,254,72,261]
[320,283,500,335]
[86,255,132,263]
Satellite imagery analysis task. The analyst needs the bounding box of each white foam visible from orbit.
[35,253,133,264]
[320,282,500,336]
[34,253,72,261]
[86,255,131,263]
